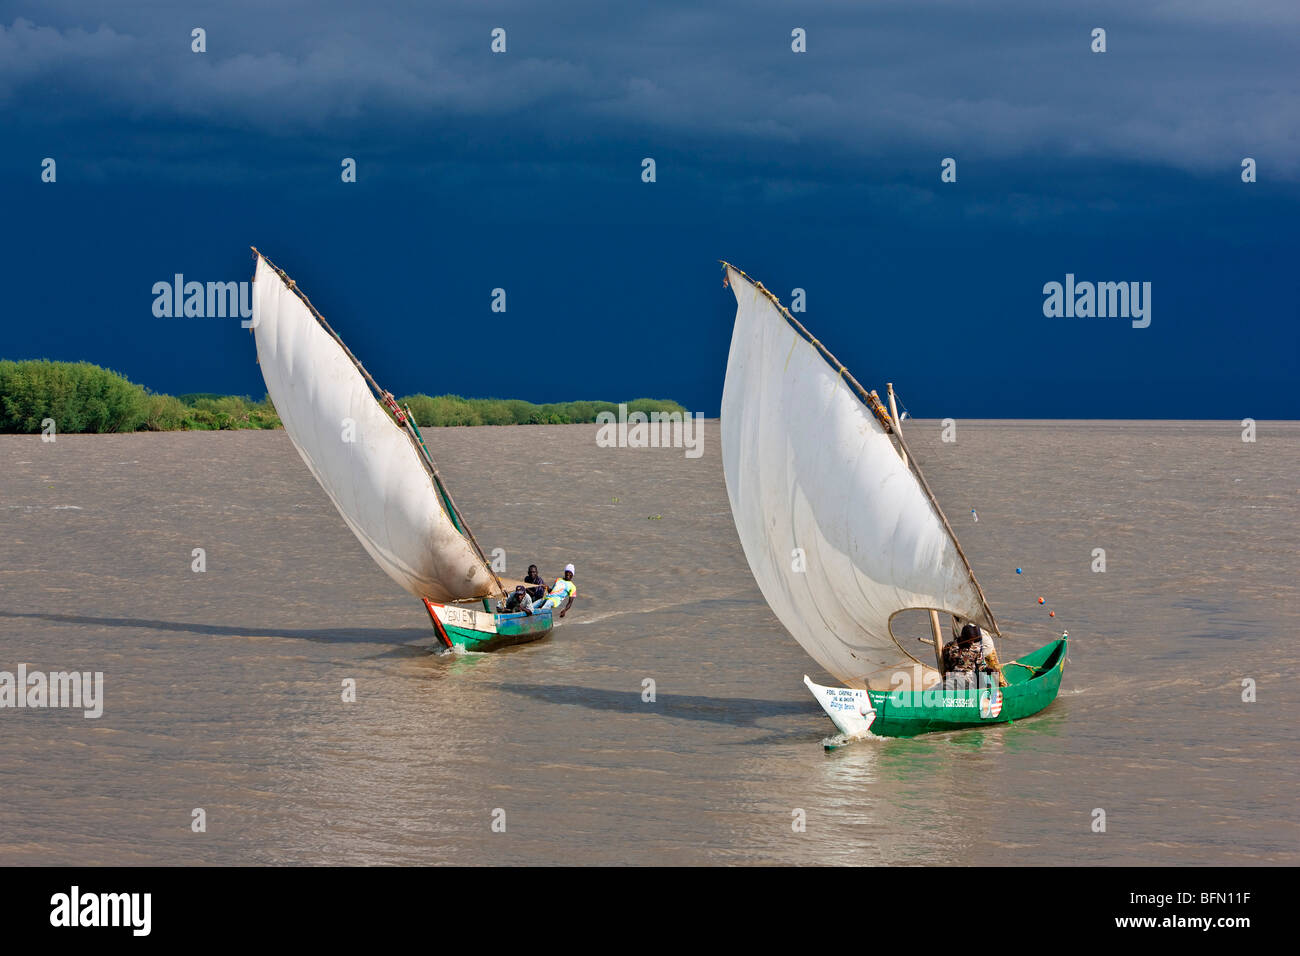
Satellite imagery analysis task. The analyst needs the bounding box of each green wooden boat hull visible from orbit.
[423,599,553,652]
[864,637,1067,737]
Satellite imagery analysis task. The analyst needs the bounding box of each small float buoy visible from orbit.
[1049,611,1056,617]
[1016,568,1022,575]
[1038,597,1045,604]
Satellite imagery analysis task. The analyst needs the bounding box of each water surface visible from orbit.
[0,420,1294,864]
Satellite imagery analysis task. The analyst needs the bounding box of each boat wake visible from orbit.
[573,590,751,625]
[822,731,880,751]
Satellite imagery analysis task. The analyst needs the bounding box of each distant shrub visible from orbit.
[503,399,543,424]
[176,392,225,406]
[0,359,147,433]
[0,361,281,432]
[402,394,483,427]
[0,360,682,432]
[184,395,280,430]
[625,398,687,417]
[141,392,190,431]
[398,393,688,427]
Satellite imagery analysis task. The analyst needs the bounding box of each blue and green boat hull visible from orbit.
[423,599,554,652]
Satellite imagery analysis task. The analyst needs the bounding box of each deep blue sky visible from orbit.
[3,2,1297,418]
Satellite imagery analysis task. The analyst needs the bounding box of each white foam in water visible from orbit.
[444,644,486,658]
[822,730,880,750]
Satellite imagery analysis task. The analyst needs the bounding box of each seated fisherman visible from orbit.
[501,585,533,615]
[524,564,547,604]
[948,616,1006,668]
[942,623,1007,689]
[533,563,577,618]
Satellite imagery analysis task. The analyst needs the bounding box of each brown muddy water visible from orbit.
[0,421,1296,865]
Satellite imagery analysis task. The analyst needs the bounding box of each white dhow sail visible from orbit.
[720,263,995,690]
[251,252,496,603]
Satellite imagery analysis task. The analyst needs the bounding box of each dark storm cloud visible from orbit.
[4,1,1298,178]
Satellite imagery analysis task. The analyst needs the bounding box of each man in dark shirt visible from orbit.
[524,565,546,604]
[502,585,533,614]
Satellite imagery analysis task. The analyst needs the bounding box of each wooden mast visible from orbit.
[889,382,946,675]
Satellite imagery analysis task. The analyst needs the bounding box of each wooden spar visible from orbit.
[254,248,395,419]
[720,260,1001,637]
[889,383,944,671]
[885,408,1001,636]
[928,610,946,673]
[886,383,907,469]
[251,247,507,601]
[403,407,507,600]
[886,382,944,670]
[402,413,465,535]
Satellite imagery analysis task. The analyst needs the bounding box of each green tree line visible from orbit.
[0,360,684,433]
[398,394,686,427]
[0,360,279,432]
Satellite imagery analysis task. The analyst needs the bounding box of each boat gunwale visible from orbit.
[863,636,1067,729]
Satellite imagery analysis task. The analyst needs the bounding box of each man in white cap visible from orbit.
[533,564,577,617]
